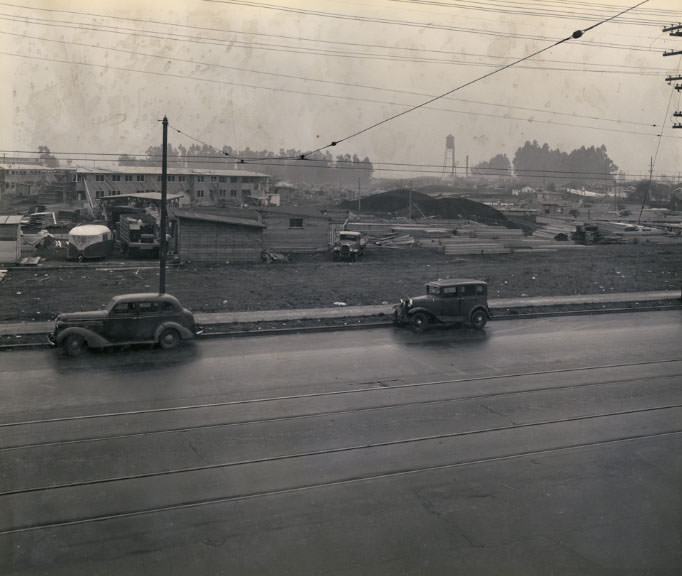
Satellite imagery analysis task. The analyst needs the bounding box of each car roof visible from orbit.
[426,278,487,287]
[109,293,182,304]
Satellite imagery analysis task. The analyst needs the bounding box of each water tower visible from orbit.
[442,134,455,178]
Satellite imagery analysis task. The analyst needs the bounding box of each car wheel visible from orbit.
[470,309,488,329]
[410,312,430,332]
[63,334,86,357]
[158,328,180,350]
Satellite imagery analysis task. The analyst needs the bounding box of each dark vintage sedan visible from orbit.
[49,293,201,356]
[393,278,490,331]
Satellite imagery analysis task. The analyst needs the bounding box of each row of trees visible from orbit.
[119,144,374,190]
[472,141,619,190]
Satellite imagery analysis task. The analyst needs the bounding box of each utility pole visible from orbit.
[664,24,682,128]
[638,156,653,225]
[357,178,361,213]
[159,116,168,294]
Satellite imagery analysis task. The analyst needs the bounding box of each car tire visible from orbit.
[470,309,488,329]
[410,312,430,332]
[63,334,86,357]
[158,328,180,350]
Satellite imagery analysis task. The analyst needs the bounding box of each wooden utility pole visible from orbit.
[159,116,168,294]
[664,24,682,127]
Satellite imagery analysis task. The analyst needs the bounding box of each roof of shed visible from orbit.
[173,208,265,228]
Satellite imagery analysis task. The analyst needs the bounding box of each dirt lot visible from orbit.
[1,243,681,323]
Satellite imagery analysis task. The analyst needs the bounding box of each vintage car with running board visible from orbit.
[393,278,490,331]
[49,293,201,356]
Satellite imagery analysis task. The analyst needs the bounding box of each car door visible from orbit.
[436,285,461,321]
[104,301,138,342]
[459,285,479,320]
[134,300,163,341]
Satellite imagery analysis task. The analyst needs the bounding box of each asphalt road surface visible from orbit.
[1,311,681,575]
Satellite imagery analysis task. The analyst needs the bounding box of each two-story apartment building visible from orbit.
[0,163,76,204]
[75,166,271,208]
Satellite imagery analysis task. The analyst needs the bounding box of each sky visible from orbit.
[1,0,681,182]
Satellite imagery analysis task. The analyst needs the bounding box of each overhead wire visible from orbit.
[1,0,676,178]
[300,0,652,157]
[1,149,668,180]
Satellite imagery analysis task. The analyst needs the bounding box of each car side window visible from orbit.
[442,286,457,296]
[112,302,132,314]
[136,302,160,314]
[161,302,176,312]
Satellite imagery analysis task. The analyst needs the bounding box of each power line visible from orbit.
[0,7,666,63]
[301,0,652,157]
[4,147,675,181]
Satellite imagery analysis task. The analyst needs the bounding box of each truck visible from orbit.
[118,214,159,258]
[332,230,367,261]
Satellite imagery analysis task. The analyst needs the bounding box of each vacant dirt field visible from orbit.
[1,243,681,323]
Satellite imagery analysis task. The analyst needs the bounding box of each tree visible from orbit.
[471,154,511,176]
[38,146,58,167]
[512,141,617,188]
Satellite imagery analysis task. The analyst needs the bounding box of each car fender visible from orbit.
[469,306,490,321]
[154,321,195,341]
[407,306,438,320]
[56,326,110,348]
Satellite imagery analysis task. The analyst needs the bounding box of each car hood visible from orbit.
[56,310,108,323]
[407,295,435,305]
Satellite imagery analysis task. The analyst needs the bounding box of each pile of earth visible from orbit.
[339,188,511,227]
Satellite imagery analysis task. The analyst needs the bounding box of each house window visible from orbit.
[168,175,175,182]
[96,174,104,182]
[125,175,133,181]
[112,174,121,181]
[178,175,185,182]
[136,175,144,181]
[219,176,226,183]
[95,190,103,198]
[211,176,217,182]
[231,189,238,197]
[289,218,303,228]
[219,189,226,197]
[197,176,205,182]
[196,190,204,197]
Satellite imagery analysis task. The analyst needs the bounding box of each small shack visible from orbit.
[259,207,335,253]
[173,209,265,263]
[0,215,22,263]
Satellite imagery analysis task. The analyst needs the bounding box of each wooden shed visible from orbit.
[173,209,265,263]
[0,215,22,263]
[259,207,335,253]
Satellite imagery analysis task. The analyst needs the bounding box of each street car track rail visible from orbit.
[1,404,680,498]
[1,358,681,451]
[1,425,679,535]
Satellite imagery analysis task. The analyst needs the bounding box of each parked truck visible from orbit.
[332,230,367,261]
[118,214,159,258]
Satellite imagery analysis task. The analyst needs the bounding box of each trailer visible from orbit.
[67,224,113,261]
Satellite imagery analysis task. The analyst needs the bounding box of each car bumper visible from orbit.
[393,304,410,325]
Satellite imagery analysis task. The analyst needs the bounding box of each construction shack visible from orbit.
[173,209,265,263]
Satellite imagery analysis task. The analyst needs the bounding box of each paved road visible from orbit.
[1,311,681,575]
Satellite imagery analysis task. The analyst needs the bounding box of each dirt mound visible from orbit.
[339,188,509,225]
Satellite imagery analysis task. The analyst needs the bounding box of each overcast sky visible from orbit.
[1,0,681,181]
